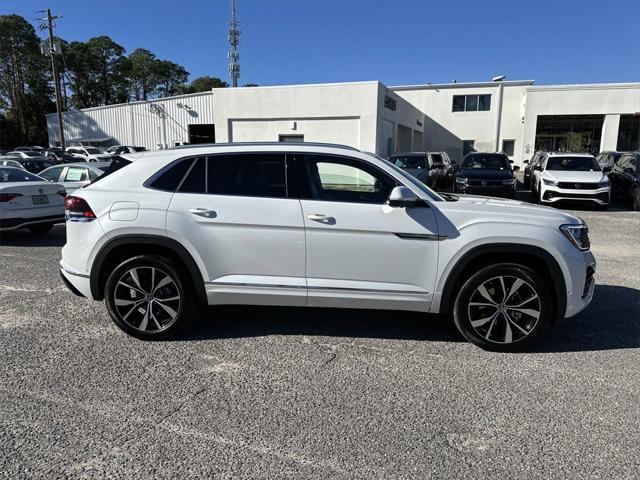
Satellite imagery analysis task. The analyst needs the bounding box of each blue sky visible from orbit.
[3,0,639,86]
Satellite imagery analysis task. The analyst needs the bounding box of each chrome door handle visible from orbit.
[307,214,335,223]
[189,208,217,218]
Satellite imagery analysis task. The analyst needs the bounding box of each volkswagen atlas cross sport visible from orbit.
[59,143,596,351]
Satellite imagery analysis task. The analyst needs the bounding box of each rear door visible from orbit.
[166,153,306,306]
[293,153,439,311]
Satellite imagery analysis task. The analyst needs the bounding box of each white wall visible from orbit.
[46,92,215,149]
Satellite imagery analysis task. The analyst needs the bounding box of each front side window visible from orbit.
[302,155,395,204]
[0,167,42,182]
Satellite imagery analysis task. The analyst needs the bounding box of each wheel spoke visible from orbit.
[139,303,150,331]
[503,314,513,343]
[485,314,498,339]
[122,302,143,321]
[471,311,498,328]
[505,311,531,335]
[469,302,497,307]
[150,267,156,292]
[157,300,178,319]
[130,268,144,292]
[156,295,179,302]
[507,294,538,308]
[115,297,143,307]
[498,276,507,302]
[118,281,145,295]
[477,284,497,305]
[153,275,172,293]
[505,278,525,303]
[507,307,540,320]
[150,308,162,330]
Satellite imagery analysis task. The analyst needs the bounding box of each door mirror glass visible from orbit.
[388,186,421,207]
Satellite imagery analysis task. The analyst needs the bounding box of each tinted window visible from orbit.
[39,166,64,181]
[502,140,515,156]
[302,155,395,204]
[462,154,510,170]
[546,156,600,172]
[91,156,131,185]
[207,154,286,198]
[179,157,206,194]
[391,155,427,169]
[149,158,193,191]
[478,95,491,111]
[452,96,465,112]
[0,167,42,182]
[465,95,478,111]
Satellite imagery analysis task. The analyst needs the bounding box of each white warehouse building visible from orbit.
[47,79,640,167]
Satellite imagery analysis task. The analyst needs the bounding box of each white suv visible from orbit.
[59,143,596,351]
[531,153,610,207]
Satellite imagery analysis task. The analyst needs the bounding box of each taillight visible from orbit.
[64,195,96,222]
[0,193,23,202]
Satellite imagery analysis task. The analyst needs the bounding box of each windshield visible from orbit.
[461,154,510,170]
[24,151,42,157]
[0,167,42,182]
[391,155,427,169]
[546,156,600,171]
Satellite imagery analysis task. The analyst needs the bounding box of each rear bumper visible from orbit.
[60,261,92,298]
[0,214,65,231]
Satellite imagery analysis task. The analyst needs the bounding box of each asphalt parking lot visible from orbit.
[1,190,638,479]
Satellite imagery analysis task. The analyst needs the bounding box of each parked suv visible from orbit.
[608,151,640,210]
[60,143,596,351]
[531,152,610,207]
[66,146,108,162]
[453,152,518,197]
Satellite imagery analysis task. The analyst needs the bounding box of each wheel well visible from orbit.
[441,246,565,321]
[91,237,207,305]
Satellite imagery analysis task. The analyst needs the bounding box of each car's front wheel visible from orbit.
[453,263,552,351]
[104,255,195,339]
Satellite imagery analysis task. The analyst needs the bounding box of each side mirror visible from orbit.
[512,165,520,171]
[523,159,530,164]
[388,186,421,208]
[509,160,514,164]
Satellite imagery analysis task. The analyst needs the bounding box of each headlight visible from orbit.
[455,177,468,184]
[560,224,590,251]
[502,178,515,185]
[543,178,558,186]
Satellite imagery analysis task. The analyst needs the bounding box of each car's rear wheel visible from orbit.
[104,255,195,339]
[453,264,552,351]
[28,223,53,234]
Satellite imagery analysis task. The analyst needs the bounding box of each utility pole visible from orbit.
[228,0,240,87]
[38,9,65,149]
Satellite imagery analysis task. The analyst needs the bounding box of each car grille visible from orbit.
[467,180,504,187]
[543,191,609,202]
[557,182,599,190]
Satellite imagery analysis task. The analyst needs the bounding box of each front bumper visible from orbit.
[456,184,515,197]
[542,187,610,205]
[563,250,596,318]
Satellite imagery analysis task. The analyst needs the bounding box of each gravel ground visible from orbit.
[0,191,638,479]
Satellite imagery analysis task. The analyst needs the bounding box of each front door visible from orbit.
[166,153,306,306]
[292,153,439,312]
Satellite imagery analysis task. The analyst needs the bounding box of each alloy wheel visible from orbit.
[467,275,541,344]
[113,266,181,333]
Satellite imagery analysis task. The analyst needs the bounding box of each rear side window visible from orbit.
[179,157,206,193]
[149,158,193,191]
[207,154,286,198]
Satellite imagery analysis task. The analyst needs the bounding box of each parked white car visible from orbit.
[60,143,596,350]
[39,162,112,195]
[0,166,65,233]
[65,146,109,162]
[531,153,610,207]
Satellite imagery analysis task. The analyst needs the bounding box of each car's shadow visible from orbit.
[183,284,639,353]
[0,223,66,247]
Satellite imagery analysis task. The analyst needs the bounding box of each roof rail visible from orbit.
[168,141,360,151]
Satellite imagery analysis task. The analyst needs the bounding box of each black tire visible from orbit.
[453,263,552,351]
[104,255,196,339]
[28,223,54,234]
[632,187,640,211]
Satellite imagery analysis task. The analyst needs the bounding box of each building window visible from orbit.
[279,134,304,143]
[463,140,476,156]
[452,94,491,112]
[502,139,515,157]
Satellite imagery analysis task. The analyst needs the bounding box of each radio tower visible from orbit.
[228,0,240,87]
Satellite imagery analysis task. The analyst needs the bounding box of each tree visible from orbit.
[243,83,259,87]
[155,60,189,97]
[0,14,53,147]
[188,76,229,92]
[127,48,158,101]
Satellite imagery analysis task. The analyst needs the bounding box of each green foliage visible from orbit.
[188,76,229,93]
